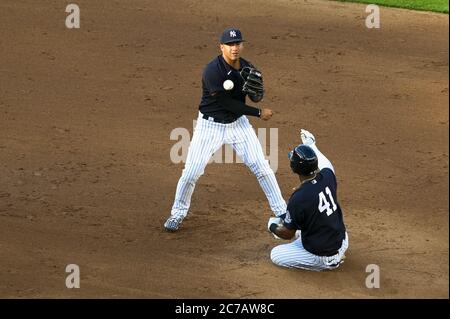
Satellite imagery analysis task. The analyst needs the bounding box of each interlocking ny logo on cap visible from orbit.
[220,28,244,44]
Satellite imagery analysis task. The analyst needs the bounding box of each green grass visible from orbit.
[335,0,449,13]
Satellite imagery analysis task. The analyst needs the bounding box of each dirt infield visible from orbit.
[0,0,448,298]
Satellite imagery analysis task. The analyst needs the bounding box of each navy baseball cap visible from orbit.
[220,28,245,44]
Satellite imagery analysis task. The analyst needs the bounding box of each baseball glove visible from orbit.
[240,67,264,103]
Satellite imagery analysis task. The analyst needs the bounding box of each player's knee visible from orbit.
[270,247,283,266]
[181,166,204,184]
[248,160,272,177]
[270,248,277,264]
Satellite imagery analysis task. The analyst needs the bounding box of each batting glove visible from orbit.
[267,217,282,240]
[300,129,316,146]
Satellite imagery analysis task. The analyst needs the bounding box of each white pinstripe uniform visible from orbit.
[270,132,348,271]
[170,112,287,220]
[270,232,348,271]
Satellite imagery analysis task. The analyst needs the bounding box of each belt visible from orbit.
[202,114,237,124]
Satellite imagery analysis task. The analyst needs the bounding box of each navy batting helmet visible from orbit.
[288,144,318,176]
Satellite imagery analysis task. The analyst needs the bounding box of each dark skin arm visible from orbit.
[270,223,297,240]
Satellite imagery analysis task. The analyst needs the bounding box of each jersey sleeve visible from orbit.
[215,92,261,117]
[283,196,303,230]
[309,143,335,173]
[202,65,225,95]
[321,167,337,189]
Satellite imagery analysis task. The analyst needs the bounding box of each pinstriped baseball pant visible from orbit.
[170,112,287,218]
[270,232,349,271]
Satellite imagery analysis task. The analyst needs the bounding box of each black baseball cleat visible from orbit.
[164,215,184,232]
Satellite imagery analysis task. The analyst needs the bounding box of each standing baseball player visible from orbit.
[268,129,348,271]
[164,27,287,231]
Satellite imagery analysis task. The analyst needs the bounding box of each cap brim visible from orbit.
[221,39,246,44]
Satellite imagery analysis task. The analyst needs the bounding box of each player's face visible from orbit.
[220,42,244,61]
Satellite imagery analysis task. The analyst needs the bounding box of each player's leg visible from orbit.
[317,232,349,269]
[165,116,224,231]
[270,233,348,271]
[230,116,286,217]
[270,238,325,271]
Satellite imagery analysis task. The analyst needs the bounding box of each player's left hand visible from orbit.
[241,67,264,102]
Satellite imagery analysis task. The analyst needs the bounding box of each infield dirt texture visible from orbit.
[0,0,448,298]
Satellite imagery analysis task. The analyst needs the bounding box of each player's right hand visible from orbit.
[260,108,273,120]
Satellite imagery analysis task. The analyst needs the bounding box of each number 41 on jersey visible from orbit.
[318,187,337,216]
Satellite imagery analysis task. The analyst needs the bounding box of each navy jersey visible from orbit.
[283,168,346,256]
[199,55,253,122]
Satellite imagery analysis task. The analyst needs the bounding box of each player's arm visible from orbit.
[214,92,273,120]
[301,129,335,173]
[203,66,271,120]
[311,144,334,173]
[203,66,260,117]
[213,91,261,117]
[267,209,299,240]
[269,222,296,240]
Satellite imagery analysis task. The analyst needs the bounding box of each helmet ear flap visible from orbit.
[289,150,302,174]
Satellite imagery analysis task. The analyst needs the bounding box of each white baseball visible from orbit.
[223,80,234,90]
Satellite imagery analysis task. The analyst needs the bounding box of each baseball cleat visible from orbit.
[300,129,316,146]
[164,215,184,232]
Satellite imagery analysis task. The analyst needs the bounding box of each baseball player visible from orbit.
[267,129,348,271]
[164,28,287,231]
